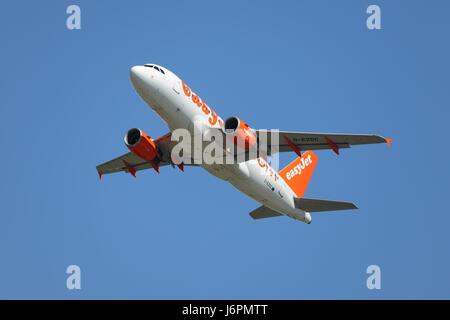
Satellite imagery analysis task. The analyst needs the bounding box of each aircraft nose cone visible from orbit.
[130,65,146,86]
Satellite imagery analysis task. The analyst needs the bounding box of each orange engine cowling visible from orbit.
[124,128,158,162]
[223,116,257,151]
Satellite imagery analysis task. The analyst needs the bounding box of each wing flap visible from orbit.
[294,197,358,212]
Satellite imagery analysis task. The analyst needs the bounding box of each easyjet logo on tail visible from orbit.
[285,153,313,180]
[279,151,318,198]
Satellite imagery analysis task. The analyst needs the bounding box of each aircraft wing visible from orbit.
[96,132,197,178]
[96,152,170,178]
[255,130,390,155]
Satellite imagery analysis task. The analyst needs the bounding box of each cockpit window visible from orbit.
[144,64,165,75]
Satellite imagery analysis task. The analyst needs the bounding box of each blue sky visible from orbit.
[0,0,449,299]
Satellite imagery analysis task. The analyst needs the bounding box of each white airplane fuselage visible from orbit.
[130,64,311,223]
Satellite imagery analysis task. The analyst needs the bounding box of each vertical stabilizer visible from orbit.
[279,151,318,198]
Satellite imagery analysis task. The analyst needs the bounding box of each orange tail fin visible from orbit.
[279,151,318,198]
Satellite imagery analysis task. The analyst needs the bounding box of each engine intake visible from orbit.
[222,116,257,151]
[125,128,141,146]
[224,116,240,133]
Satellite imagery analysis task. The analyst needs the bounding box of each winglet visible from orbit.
[325,136,340,155]
[123,160,137,177]
[283,135,302,157]
[177,162,184,172]
[385,138,392,147]
[97,170,103,180]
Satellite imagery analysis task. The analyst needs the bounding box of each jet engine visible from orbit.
[222,116,257,151]
[124,128,159,162]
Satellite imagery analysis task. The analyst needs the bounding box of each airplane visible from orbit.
[96,63,391,224]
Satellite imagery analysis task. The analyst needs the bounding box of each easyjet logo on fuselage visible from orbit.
[257,157,279,182]
[285,154,313,180]
[182,81,223,128]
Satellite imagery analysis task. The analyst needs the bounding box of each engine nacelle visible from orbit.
[124,128,158,162]
[223,116,257,151]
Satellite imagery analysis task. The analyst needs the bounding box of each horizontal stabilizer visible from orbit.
[249,206,283,219]
[294,197,357,212]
